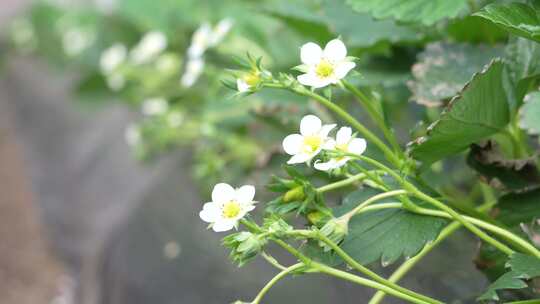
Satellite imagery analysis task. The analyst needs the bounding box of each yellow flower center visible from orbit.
[335,143,349,161]
[222,201,241,219]
[315,60,334,78]
[303,135,322,153]
[243,72,260,87]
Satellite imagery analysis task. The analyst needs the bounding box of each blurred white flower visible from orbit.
[167,111,184,128]
[187,23,212,59]
[93,0,117,14]
[130,31,168,64]
[180,57,205,87]
[314,126,366,171]
[209,18,234,46]
[199,183,256,232]
[282,115,336,164]
[125,124,141,146]
[62,28,96,57]
[106,74,125,91]
[100,43,126,74]
[297,39,355,89]
[236,72,261,93]
[141,97,169,116]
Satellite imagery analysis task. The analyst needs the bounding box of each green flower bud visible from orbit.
[283,185,305,203]
[318,217,349,252]
[223,231,267,266]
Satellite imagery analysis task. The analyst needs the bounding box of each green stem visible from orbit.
[348,154,531,257]
[316,170,385,193]
[504,300,540,304]
[369,201,495,304]
[251,263,304,304]
[313,263,431,304]
[342,189,408,220]
[290,230,443,304]
[341,80,403,156]
[261,251,287,271]
[369,221,462,304]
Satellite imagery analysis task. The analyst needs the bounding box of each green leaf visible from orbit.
[409,60,511,165]
[408,42,504,107]
[346,0,468,26]
[333,187,447,266]
[448,16,508,43]
[506,38,540,109]
[474,3,540,43]
[519,91,540,137]
[479,253,540,300]
[466,141,540,192]
[264,0,422,49]
[496,188,540,228]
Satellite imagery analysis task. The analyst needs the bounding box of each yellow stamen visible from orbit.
[303,135,322,153]
[315,60,334,78]
[243,72,260,87]
[222,201,241,219]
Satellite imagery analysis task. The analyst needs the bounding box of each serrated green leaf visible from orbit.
[409,60,511,165]
[333,187,447,266]
[346,0,468,26]
[466,141,540,192]
[519,91,540,137]
[506,38,540,109]
[474,2,540,43]
[408,42,504,107]
[479,253,540,300]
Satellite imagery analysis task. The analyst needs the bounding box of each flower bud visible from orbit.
[318,217,349,252]
[283,185,305,203]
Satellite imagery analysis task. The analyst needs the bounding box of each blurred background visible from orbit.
[0,0,494,303]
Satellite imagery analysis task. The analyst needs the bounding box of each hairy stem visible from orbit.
[251,263,304,304]
[341,189,408,221]
[341,80,403,156]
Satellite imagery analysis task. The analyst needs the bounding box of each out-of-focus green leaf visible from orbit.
[333,187,447,266]
[506,38,540,110]
[519,91,540,138]
[479,253,540,300]
[264,0,423,49]
[466,141,540,192]
[474,2,540,42]
[447,16,508,43]
[408,42,504,107]
[346,0,468,26]
[409,60,511,165]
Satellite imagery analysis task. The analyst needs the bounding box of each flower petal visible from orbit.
[324,39,347,62]
[297,73,319,87]
[237,79,250,92]
[300,115,322,136]
[199,202,220,223]
[322,138,336,150]
[212,183,235,204]
[348,138,367,155]
[282,134,304,155]
[212,220,236,232]
[235,185,255,204]
[287,153,312,164]
[314,159,338,171]
[300,42,322,65]
[336,127,352,145]
[334,61,356,80]
[319,124,337,138]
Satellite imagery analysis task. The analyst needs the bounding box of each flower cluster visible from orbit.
[283,114,366,171]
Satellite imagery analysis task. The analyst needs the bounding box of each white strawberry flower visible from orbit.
[62,27,96,57]
[141,97,168,116]
[129,31,167,64]
[236,72,261,93]
[282,115,336,164]
[199,183,256,232]
[100,43,126,74]
[180,57,205,87]
[209,18,234,46]
[314,126,367,171]
[297,39,356,89]
[187,22,212,59]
